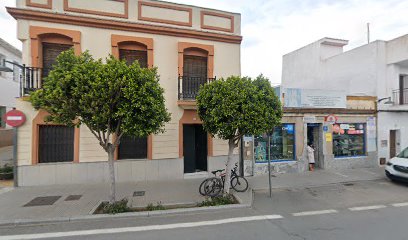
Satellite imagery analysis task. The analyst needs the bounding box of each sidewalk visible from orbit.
[249,167,386,191]
[0,167,385,225]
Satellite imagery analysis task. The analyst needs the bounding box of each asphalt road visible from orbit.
[1,178,407,240]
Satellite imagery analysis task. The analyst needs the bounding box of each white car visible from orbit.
[385,147,408,182]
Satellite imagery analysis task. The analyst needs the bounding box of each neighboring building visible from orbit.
[7,0,241,186]
[282,36,408,167]
[243,87,377,176]
[0,38,21,129]
[0,38,21,167]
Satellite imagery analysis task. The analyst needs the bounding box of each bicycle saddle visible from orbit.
[211,169,224,175]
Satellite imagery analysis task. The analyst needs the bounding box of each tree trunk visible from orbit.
[107,146,116,203]
[223,139,236,194]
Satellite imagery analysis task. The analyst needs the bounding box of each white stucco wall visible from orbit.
[0,39,21,128]
[282,35,408,162]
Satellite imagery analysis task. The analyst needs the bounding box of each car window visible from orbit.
[397,147,408,159]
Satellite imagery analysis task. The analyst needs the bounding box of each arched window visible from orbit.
[118,41,148,68]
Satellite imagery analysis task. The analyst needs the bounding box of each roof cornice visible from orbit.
[7,7,242,44]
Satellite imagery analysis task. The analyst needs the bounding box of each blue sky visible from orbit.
[1,0,408,83]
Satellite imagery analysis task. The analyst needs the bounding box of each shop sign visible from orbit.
[340,124,349,130]
[325,114,338,124]
[243,136,253,142]
[284,88,346,109]
[303,115,316,123]
[325,133,332,142]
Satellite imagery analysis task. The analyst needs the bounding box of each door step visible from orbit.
[184,171,209,179]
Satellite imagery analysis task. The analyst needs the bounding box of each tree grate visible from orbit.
[65,195,82,201]
[23,196,61,207]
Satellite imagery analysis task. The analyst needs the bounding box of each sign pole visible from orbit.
[13,127,18,187]
[4,108,26,188]
[268,134,271,198]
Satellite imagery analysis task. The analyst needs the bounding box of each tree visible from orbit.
[196,75,282,194]
[30,50,171,203]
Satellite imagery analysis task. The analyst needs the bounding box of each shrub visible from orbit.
[199,194,237,207]
[102,198,130,214]
[146,202,166,211]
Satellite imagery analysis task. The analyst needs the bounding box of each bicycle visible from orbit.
[199,163,248,197]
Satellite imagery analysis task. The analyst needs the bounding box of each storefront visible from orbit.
[243,98,378,176]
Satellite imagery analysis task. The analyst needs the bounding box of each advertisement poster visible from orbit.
[284,88,346,109]
[255,141,267,162]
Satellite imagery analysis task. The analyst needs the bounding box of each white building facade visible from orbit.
[282,36,408,165]
[0,38,21,129]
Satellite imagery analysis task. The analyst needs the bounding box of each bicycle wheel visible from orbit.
[204,177,223,197]
[231,176,248,192]
[199,178,218,196]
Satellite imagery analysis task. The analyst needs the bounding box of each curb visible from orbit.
[0,187,14,195]
[0,198,252,228]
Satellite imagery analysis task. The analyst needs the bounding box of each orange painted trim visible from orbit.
[177,100,197,107]
[138,1,192,27]
[31,110,80,165]
[29,26,81,67]
[8,8,242,44]
[147,135,153,160]
[178,110,213,158]
[178,42,214,78]
[111,34,154,68]
[347,96,377,101]
[200,11,234,33]
[26,0,52,9]
[63,0,128,19]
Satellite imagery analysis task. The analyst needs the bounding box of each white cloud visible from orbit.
[0,0,18,49]
[1,0,407,83]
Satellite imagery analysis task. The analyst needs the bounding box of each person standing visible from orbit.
[307,143,315,171]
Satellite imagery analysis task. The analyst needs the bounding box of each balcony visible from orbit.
[392,88,408,105]
[178,76,215,101]
[19,67,45,97]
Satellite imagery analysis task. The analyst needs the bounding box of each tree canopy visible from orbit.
[30,49,171,202]
[196,75,282,144]
[30,49,171,150]
[196,75,282,194]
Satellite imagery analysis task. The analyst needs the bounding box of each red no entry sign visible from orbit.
[4,109,26,127]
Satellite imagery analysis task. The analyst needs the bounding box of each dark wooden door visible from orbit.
[38,125,74,163]
[182,55,208,99]
[390,130,396,158]
[183,124,196,173]
[42,43,73,77]
[119,49,148,68]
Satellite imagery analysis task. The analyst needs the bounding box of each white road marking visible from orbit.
[391,202,408,207]
[349,205,387,211]
[332,172,348,178]
[292,209,338,216]
[0,215,284,240]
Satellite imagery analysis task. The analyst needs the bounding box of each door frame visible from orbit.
[307,123,324,169]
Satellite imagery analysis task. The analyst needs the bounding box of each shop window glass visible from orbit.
[333,123,366,157]
[254,123,296,162]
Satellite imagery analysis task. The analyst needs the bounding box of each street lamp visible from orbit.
[378,97,394,105]
[0,59,24,72]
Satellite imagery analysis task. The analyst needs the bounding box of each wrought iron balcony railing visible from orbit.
[178,76,215,100]
[392,88,408,105]
[20,67,46,97]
